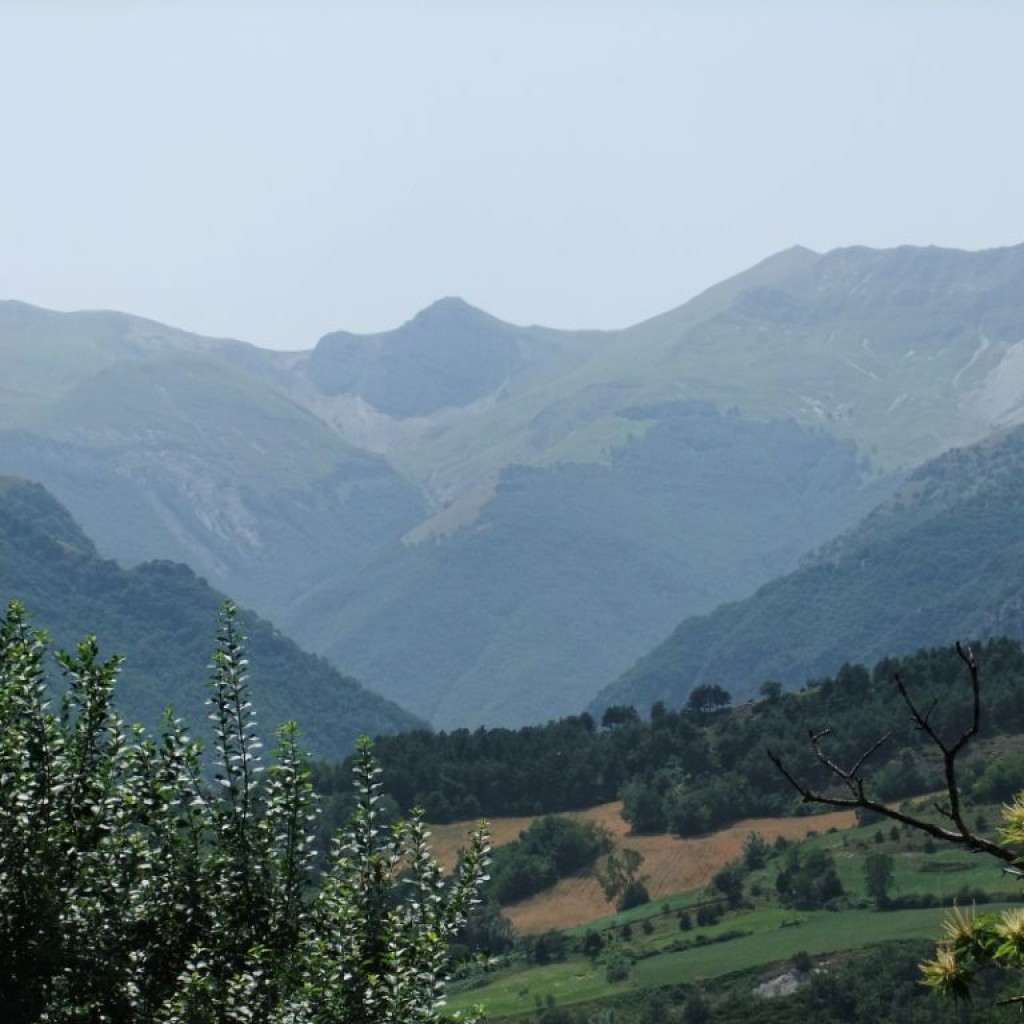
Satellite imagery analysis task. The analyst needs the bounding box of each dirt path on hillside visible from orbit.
[429,802,857,934]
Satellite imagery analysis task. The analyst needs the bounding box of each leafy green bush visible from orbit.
[0,601,489,1023]
[775,846,845,910]
[488,815,611,904]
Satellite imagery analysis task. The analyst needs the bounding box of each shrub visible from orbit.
[0,601,490,1023]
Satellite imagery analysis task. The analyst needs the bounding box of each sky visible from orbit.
[2,1,1023,351]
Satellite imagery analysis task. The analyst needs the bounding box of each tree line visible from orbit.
[315,637,1024,838]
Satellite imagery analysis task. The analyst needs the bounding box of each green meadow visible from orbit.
[447,813,1020,1021]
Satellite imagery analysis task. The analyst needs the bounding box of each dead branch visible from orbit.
[767,642,1016,865]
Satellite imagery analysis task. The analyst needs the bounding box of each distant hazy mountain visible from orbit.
[0,476,423,758]
[592,422,1024,715]
[285,401,890,725]
[0,300,427,616]
[4,242,1024,727]
[268,243,1024,534]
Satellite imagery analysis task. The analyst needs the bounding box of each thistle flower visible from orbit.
[941,903,978,947]
[999,793,1024,849]
[921,944,972,1000]
[995,907,1024,960]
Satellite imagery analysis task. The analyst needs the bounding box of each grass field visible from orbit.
[446,904,995,1020]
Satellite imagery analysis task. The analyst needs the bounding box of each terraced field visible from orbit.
[446,904,999,1021]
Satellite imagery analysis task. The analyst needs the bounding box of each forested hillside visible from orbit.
[289,401,890,724]
[318,639,1024,836]
[595,421,1024,714]
[0,477,421,758]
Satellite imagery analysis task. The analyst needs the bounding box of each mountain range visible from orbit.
[4,241,1024,728]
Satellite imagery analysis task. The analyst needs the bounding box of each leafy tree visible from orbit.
[488,815,611,904]
[617,879,651,912]
[0,600,489,1023]
[863,851,895,908]
[530,929,570,965]
[451,898,516,960]
[601,705,640,729]
[970,751,1024,803]
[581,928,605,960]
[775,847,844,910]
[695,902,722,927]
[604,948,633,984]
[597,848,649,911]
[686,684,731,712]
[712,861,746,908]
[619,779,666,834]
[741,830,769,870]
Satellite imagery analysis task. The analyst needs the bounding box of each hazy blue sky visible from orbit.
[2,2,1022,350]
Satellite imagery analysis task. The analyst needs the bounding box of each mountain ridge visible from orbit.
[5,241,1024,728]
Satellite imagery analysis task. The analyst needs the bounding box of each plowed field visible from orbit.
[429,802,856,934]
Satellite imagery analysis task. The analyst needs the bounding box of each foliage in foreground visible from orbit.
[769,640,1024,1008]
[921,794,1024,1004]
[0,600,489,1023]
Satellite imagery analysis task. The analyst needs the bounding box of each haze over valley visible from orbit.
[5,242,1024,735]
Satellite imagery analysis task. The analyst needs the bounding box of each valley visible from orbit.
[7,7,1024,1019]
[440,802,1019,1022]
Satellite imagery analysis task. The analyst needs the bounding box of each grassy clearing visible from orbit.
[777,812,1019,906]
[631,907,993,987]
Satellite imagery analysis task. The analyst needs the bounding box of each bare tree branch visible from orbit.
[767,642,1016,865]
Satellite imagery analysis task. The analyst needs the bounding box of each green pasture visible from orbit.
[448,905,991,1019]
[790,814,1021,905]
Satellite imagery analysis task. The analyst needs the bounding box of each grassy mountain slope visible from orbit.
[285,401,892,726]
[0,301,227,422]
[276,244,1024,536]
[268,243,1024,727]
[0,301,427,615]
[269,296,603,521]
[565,243,1024,467]
[0,476,423,758]
[594,422,1024,714]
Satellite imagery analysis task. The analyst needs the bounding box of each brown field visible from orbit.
[428,802,857,934]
